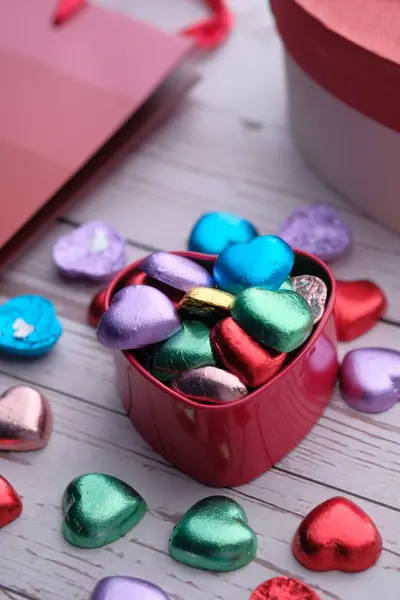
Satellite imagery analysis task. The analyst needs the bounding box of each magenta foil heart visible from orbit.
[90,577,169,600]
[53,222,127,280]
[97,285,182,350]
[279,204,352,262]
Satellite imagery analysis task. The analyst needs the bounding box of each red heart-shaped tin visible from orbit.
[106,250,338,486]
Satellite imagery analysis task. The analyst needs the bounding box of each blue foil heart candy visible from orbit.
[188,212,258,255]
[213,235,295,294]
[0,295,62,357]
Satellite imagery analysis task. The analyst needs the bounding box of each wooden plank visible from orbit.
[0,371,398,600]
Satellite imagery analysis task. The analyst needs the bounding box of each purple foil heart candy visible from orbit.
[279,204,352,262]
[140,252,214,292]
[340,348,400,413]
[52,221,127,280]
[90,577,169,600]
[97,285,182,350]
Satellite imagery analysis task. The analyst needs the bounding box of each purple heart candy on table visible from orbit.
[140,252,214,292]
[278,204,352,262]
[340,347,400,413]
[52,221,127,280]
[90,577,169,600]
[97,285,182,350]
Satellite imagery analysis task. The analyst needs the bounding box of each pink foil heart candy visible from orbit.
[340,348,400,413]
[172,366,247,403]
[140,252,214,292]
[279,204,352,262]
[90,577,169,600]
[97,285,182,350]
[53,222,127,280]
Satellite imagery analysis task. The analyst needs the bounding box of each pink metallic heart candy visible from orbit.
[172,366,247,403]
[53,221,126,280]
[90,577,169,600]
[340,348,400,413]
[97,285,182,350]
[279,204,352,262]
[0,386,52,451]
[140,252,214,292]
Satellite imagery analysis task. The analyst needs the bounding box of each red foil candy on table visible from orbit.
[210,317,286,387]
[335,280,387,341]
[251,577,321,600]
[292,497,382,572]
[0,476,22,528]
[88,288,107,328]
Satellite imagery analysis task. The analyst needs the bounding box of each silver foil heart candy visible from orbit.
[292,275,328,324]
[172,366,247,403]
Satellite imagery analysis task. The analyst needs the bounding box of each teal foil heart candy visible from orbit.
[231,288,313,353]
[188,212,258,255]
[0,295,62,357]
[169,496,257,571]
[62,473,147,549]
[213,235,294,294]
[152,321,216,381]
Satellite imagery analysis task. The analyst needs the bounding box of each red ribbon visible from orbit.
[53,0,233,50]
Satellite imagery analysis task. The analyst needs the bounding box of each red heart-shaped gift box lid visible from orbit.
[271,0,400,134]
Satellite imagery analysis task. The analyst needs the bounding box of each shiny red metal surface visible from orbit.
[106,250,338,487]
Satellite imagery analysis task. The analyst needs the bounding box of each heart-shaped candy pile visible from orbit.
[98,237,330,404]
[250,577,321,600]
[90,577,169,600]
[169,495,257,571]
[53,221,126,280]
[188,211,258,255]
[340,347,400,413]
[0,386,52,451]
[0,476,22,528]
[292,497,382,572]
[62,473,147,548]
[0,295,62,356]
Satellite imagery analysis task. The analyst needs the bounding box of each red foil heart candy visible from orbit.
[292,497,382,572]
[250,577,321,600]
[0,476,22,528]
[335,280,387,341]
[210,317,286,387]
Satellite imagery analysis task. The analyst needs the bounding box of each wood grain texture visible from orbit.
[0,1,399,599]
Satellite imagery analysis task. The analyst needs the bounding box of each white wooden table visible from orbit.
[1,2,400,599]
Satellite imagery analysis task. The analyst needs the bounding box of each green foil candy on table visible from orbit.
[169,496,258,572]
[231,288,313,353]
[61,473,147,549]
[152,321,216,382]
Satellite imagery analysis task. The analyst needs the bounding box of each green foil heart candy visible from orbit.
[231,288,313,353]
[61,473,147,549]
[169,496,258,571]
[152,321,216,382]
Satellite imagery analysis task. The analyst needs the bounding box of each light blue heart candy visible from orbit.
[213,235,294,294]
[0,295,62,357]
[188,212,258,255]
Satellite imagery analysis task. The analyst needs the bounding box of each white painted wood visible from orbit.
[1,1,400,599]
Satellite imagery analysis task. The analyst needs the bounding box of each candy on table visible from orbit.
[250,577,321,600]
[292,274,328,324]
[278,204,352,262]
[292,497,382,572]
[0,386,52,451]
[340,347,400,413]
[97,285,182,351]
[90,577,170,600]
[0,295,62,357]
[169,496,257,571]
[151,321,216,382]
[188,211,258,255]
[231,288,313,353]
[0,476,22,528]
[52,221,127,281]
[210,317,286,388]
[171,366,247,403]
[335,279,387,341]
[62,473,147,549]
[88,288,107,328]
[140,251,214,291]
[213,235,294,294]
